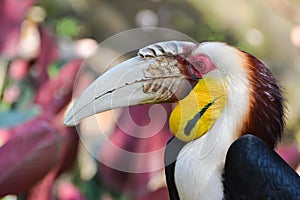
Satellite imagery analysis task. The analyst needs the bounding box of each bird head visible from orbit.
[64,41,283,147]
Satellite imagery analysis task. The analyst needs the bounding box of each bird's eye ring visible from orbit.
[190,54,217,77]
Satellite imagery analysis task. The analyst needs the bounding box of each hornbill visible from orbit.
[64,41,300,199]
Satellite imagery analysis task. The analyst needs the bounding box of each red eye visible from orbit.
[175,54,216,80]
[189,54,217,78]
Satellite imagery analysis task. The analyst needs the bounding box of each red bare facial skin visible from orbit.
[175,54,217,80]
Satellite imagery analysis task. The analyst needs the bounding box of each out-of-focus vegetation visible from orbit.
[40,0,300,137]
[1,0,300,200]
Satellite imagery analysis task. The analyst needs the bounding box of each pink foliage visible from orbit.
[276,145,300,170]
[0,120,61,196]
[0,59,82,198]
[99,104,173,199]
[34,59,82,113]
[9,59,29,80]
[0,0,83,198]
[138,187,170,200]
[57,181,86,200]
[0,0,34,57]
[34,28,59,86]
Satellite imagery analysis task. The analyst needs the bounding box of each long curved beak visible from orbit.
[64,41,196,126]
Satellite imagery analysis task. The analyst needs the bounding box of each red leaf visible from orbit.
[0,114,50,144]
[7,108,80,199]
[34,28,59,86]
[25,170,57,200]
[0,0,34,57]
[52,108,79,175]
[34,59,83,113]
[0,120,62,197]
[99,104,173,198]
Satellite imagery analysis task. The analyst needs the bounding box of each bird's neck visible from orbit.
[175,104,250,200]
[240,53,284,148]
[174,107,244,200]
[174,56,252,200]
[173,50,284,200]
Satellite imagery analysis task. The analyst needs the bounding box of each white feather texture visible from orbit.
[174,42,251,200]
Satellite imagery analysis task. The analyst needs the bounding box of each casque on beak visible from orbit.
[64,41,198,126]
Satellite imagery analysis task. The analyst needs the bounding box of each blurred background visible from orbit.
[0,0,300,200]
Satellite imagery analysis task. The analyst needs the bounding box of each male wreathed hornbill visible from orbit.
[64,41,300,199]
